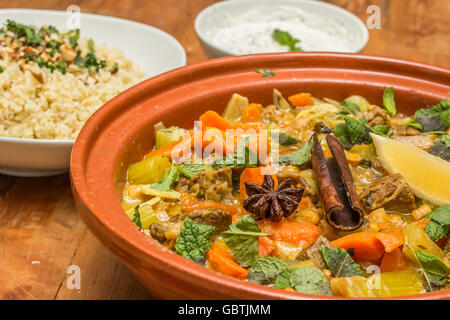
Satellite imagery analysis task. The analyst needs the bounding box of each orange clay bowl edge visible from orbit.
[70,53,450,300]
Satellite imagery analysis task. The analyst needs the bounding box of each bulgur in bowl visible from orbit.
[0,9,186,176]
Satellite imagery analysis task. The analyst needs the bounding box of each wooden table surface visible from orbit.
[0,0,449,300]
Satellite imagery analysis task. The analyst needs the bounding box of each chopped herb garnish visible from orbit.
[68,29,80,49]
[131,205,142,228]
[109,63,119,73]
[0,66,4,73]
[255,68,275,78]
[272,29,303,52]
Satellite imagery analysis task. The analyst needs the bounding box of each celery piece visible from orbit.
[330,270,425,298]
[155,126,186,149]
[403,224,444,265]
[127,155,172,185]
[287,260,316,269]
[222,93,249,122]
[141,185,180,200]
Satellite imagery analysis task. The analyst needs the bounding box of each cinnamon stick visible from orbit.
[311,134,364,231]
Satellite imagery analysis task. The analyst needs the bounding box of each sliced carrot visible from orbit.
[199,111,234,131]
[331,232,385,262]
[239,167,278,203]
[376,227,405,253]
[207,244,248,280]
[258,236,279,257]
[241,103,263,123]
[180,192,239,215]
[259,219,322,247]
[380,248,410,272]
[288,93,313,107]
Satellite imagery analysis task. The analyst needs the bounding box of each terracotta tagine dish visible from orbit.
[70,53,450,300]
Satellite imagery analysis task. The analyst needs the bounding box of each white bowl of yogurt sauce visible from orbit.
[195,0,369,58]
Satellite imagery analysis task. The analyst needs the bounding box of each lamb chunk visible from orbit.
[149,223,168,244]
[365,107,389,126]
[186,208,232,234]
[391,125,421,136]
[298,235,333,270]
[359,173,416,213]
[176,167,233,203]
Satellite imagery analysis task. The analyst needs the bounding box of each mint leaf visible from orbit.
[175,218,215,265]
[413,99,450,132]
[415,99,450,117]
[221,215,267,267]
[272,29,303,52]
[369,124,389,137]
[422,205,450,241]
[275,267,332,296]
[131,205,142,228]
[249,256,288,285]
[149,164,179,191]
[383,87,397,116]
[439,109,450,127]
[271,130,300,146]
[319,246,365,277]
[441,134,450,148]
[340,99,361,115]
[213,136,259,169]
[415,250,450,289]
[344,116,372,146]
[278,137,314,165]
[177,163,207,179]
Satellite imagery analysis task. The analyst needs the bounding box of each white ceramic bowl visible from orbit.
[195,0,369,58]
[0,9,186,177]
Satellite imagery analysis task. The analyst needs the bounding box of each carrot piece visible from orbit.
[376,227,405,253]
[258,236,279,257]
[380,248,410,272]
[331,232,385,262]
[241,103,263,123]
[288,93,313,107]
[413,217,430,231]
[239,167,278,203]
[259,219,322,247]
[207,244,248,280]
[180,193,239,215]
[199,111,234,131]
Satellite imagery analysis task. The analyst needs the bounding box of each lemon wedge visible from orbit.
[371,133,450,206]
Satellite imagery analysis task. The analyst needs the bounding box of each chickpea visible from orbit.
[412,204,432,221]
[367,208,389,232]
[388,214,407,228]
[296,208,320,225]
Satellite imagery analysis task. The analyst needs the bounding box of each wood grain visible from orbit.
[0,0,449,300]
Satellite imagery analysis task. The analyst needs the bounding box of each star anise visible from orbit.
[243,175,304,222]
